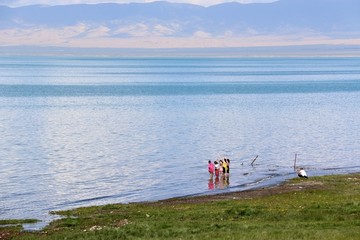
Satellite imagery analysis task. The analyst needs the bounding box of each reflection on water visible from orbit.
[209,175,230,190]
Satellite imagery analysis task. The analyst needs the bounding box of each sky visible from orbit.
[1,0,277,7]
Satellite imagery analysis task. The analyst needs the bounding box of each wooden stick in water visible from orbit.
[251,155,258,166]
[294,153,297,171]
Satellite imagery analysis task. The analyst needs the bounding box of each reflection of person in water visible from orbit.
[223,174,230,188]
[214,175,220,188]
[214,173,230,189]
[208,178,214,190]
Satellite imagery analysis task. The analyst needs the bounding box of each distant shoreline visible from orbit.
[1,44,360,58]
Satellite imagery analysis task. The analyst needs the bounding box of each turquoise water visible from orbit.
[1,56,360,229]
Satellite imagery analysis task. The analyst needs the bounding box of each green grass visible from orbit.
[0,219,39,239]
[0,219,39,225]
[3,173,360,239]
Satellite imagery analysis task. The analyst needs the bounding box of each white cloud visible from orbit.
[113,23,180,37]
[153,24,178,36]
[85,25,111,38]
[114,23,149,37]
[193,30,211,38]
[1,0,278,7]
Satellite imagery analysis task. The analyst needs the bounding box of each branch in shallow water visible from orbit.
[251,155,259,166]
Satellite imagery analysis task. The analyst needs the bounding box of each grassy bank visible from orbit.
[1,173,359,240]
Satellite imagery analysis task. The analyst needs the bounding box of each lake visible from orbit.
[1,56,360,229]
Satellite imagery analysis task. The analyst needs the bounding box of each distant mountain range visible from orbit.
[0,0,359,48]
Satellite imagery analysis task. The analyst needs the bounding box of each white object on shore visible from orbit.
[297,168,308,178]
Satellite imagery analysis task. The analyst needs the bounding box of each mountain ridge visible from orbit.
[0,0,359,48]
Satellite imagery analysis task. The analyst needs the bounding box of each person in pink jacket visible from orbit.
[208,160,215,179]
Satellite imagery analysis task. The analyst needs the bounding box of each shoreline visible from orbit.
[1,172,359,239]
[1,171,358,224]
[0,172,355,223]
[141,175,326,206]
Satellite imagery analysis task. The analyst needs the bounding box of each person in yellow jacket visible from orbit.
[221,159,228,176]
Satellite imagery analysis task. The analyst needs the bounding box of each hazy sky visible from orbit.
[1,0,278,7]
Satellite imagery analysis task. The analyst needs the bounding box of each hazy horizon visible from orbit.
[0,0,279,8]
[2,45,360,57]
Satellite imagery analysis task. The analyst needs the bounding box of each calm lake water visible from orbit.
[1,56,360,229]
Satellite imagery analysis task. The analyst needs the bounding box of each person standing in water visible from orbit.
[208,160,215,179]
[214,160,220,177]
[221,159,228,176]
[225,158,230,175]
